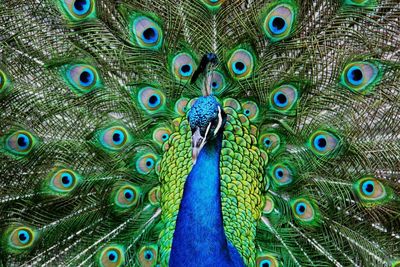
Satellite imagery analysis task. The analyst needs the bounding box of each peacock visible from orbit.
[0,0,399,266]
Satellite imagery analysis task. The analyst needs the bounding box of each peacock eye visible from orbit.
[137,86,166,114]
[269,163,293,187]
[8,226,36,252]
[341,61,380,94]
[172,53,196,81]
[98,245,124,267]
[227,49,254,80]
[259,132,281,154]
[241,101,259,120]
[153,127,172,146]
[201,0,225,9]
[5,130,36,156]
[148,186,161,206]
[64,64,101,95]
[353,177,389,204]
[136,153,158,175]
[174,97,190,116]
[131,16,163,49]
[113,184,140,209]
[344,0,372,6]
[308,130,339,156]
[60,0,96,21]
[99,126,131,151]
[207,71,226,92]
[256,254,279,267]
[269,85,298,113]
[0,69,10,93]
[49,168,80,194]
[262,195,275,215]
[291,198,317,222]
[138,245,158,265]
[263,3,296,41]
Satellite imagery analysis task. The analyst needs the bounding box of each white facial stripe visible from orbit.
[214,106,223,135]
[202,122,212,148]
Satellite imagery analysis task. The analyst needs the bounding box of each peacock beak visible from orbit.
[191,123,211,165]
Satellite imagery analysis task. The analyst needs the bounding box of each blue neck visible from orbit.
[169,133,244,267]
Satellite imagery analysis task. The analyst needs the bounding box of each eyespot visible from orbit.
[308,130,340,156]
[341,61,380,94]
[6,226,37,253]
[64,64,101,95]
[98,245,125,267]
[137,87,166,114]
[201,0,225,9]
[136,153,158,175]
[99,126,131,151]
[131,16,163,50]
[344,0,373,6]
[114,184,140,209]
[49,168,80,194]
[241,101,259,120]
[153,127,172,146]
[263,3,296,41]
[174,97,189,116]
[148,186,161,206]
[138,245,158,266]
[269,163,293,187]
[60,0,96,21]
[172,53,196,81]
[206,71,226,93]
[227,49,254,80]
[0,69,10,93]
[353,177,388,203]
[259,132,281,154]
[5,130,36,156]
[269,85,298,113]
[291,198,317,223]
[256,254,279,267]
[263,195,275,215]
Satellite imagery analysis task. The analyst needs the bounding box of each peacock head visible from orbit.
[188,96,227,163]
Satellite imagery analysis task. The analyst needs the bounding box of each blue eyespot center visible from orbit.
[244,109,251,116]
[211,81,218,89]
[112,130,125,145]
[264,138,271,147]
[148,95,160,107]
[347,66,363,85]
[269,16,287,34]
[107,250,118,262]
[296,202,306,215]
[124,189,134,200]
[260,259,272,267]
[142,27,158,43]
[79,69,94,86]
[274,92,288,107]
[275,168,284,179]
[144,250,153,260]
[17,134,29,149]
[146,159,154,168]
[73,0,90,16]
[61,174,73,187]
[314,135,327,151]
[162,134,169,141]
[18,230,30,244]
[233,61,246,75]
[362,181,375,195]
[180,64,192,76]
